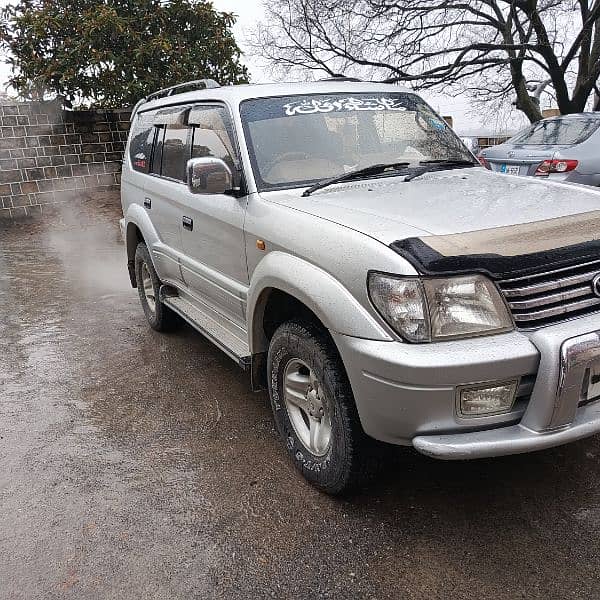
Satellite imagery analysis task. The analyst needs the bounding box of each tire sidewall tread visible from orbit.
[134,242,177,332]
[268,319,368,495]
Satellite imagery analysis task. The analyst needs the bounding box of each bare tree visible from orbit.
[251,0,600,122]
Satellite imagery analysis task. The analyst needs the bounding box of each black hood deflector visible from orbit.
[391,237,600,280]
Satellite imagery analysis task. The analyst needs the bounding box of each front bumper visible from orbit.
[413,400,600,459]
[333,312,600,457]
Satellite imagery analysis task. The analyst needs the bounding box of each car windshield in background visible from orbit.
[240,93,474,191]
[509,118,600,146]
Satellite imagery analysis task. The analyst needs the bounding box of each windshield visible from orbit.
[509,118,600,145]
[240,93,474,191]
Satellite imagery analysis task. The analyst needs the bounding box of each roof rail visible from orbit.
[146,79,221,101]
[130,79,221,120]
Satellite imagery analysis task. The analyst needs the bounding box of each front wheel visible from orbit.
[134,242,178,332]
[267,320,371,494]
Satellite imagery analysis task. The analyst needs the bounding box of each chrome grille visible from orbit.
[497,259,600,328]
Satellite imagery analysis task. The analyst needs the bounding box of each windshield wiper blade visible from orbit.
[302,162,410,197]
[404,159,477,182]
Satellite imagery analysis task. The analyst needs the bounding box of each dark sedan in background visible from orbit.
[479,113,600,186]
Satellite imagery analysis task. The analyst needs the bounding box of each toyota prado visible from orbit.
[120,79,600,494]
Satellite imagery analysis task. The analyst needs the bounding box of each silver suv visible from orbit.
[121,79,600,494]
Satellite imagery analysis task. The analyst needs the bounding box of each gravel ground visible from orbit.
[1,194,600,599]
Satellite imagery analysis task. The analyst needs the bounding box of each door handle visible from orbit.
[182,216,193,231]
[143,197,151,209]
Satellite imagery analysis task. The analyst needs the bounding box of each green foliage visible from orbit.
[0,0,249,106]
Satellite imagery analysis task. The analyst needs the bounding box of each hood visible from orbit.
[262,167,600,246]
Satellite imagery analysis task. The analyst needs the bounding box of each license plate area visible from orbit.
[556,332,600,427]
[581,362,600,405]
[500,164,521,175]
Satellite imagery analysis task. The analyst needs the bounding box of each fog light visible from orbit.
[458,380,518,417]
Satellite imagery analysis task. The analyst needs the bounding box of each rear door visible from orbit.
[143,105,192,285]
[177,103,248,327]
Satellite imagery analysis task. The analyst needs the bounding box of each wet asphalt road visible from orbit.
[2,196,600,599]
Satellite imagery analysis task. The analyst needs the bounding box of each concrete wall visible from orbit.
[0,100,131,218]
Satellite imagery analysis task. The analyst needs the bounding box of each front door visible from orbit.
[177,103,248,328]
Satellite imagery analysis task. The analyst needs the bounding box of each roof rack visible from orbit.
[131,79,221,120]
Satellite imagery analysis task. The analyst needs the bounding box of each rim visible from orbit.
[141,261,156,313]
[283,358,332,456]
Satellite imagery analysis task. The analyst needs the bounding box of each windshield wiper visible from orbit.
[302,162,410,197]
[404,159,477,182]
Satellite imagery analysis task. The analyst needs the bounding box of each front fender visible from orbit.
[247,251,392,354]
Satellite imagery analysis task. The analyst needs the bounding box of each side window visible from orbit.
[152,106,191,181]
[150,127,164,175]
[129,111,156,173]
[188,105,238,172]
[162,124,191,181]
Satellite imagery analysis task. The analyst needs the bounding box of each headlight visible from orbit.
[368,272,513,342]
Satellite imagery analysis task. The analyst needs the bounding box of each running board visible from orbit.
[161,292,251,370]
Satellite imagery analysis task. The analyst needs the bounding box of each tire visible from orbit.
[134,242,178,332]
[267,319,372,495]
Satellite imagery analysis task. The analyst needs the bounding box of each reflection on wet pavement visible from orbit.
[1,194,600,599]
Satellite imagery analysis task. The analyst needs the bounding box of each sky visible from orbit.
[0,0,527,134]
[212,0,525,134]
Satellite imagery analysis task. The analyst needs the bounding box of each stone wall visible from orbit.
[0,100,131,218]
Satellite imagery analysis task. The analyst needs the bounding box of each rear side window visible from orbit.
[510,118,600,145]
[189,105,238,172]
[129,111,156,173]
[162,124,190,181]
[153,106,191,181]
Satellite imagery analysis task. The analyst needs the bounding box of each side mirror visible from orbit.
[186,157,233,195]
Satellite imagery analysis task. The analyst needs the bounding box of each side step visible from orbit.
[161,291,251,370]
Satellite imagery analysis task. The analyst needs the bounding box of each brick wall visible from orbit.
[0,100,131,218]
